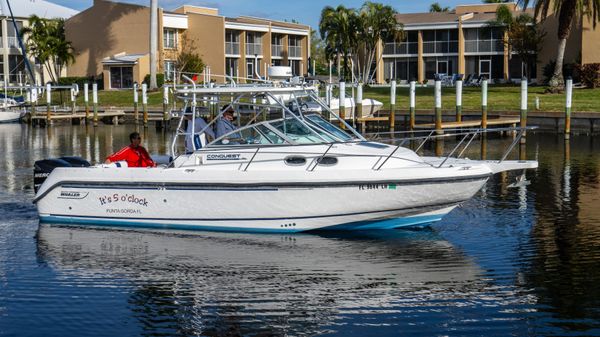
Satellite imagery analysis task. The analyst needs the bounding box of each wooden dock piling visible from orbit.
[520,78,528,144]
[565,77,573,140]
[84,83,90,121]
[356,83,363,131]
[455,79,462,122]
[133,83,139,124]
[409,81,416,130]
[339,81,346,129]
[92,83,98,127]
[481,79,488,129]
[389,81,396,131]
[434,80,442,132]
[46,83,51,125]
[142,83,148,128]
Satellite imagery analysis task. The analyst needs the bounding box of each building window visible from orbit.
[290,60,301,76]
[7,21,22,49]
[164,60,176,81]
[226,57,238,78]
[163,29,177,49]
[271,34,283,58]
[246,32,262,56]
[8,55,25,84]
[225,30,240,55]
[288,36,302,58]
[109,66,134,89]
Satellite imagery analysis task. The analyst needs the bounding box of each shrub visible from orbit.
[575,63,600,88]
[543,60,577,84]
[143,73,165,88]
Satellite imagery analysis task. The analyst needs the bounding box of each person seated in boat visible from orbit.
[215,106,240,139]
[185,112,215,153]
[105,132,156,167]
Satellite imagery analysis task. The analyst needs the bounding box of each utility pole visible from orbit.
[149,0,158,89]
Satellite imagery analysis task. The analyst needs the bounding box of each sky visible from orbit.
[50,0,466,29]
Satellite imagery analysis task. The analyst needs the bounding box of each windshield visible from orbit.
[305,114,353,141]
[270,118,333,144]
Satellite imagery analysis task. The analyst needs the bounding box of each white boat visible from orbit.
[0,98,25,123]
[326,97,384,118]
[33,84,537,233]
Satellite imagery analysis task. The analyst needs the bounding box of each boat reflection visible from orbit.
[37,224,484,335]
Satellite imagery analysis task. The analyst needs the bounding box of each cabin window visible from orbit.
[284,156,307,166]
[316,156,338,166]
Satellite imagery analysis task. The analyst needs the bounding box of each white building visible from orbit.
[0,0,78,84]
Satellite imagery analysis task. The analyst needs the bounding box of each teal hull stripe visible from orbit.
[40,213,447,233]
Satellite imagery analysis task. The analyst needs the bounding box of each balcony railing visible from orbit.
[465,39,504,53]
[422,41,458,54]
[245,43,262,56]
[383,42,418,55]
[226,42,240,55]
[271,45,283,58]
[288,46,301,58]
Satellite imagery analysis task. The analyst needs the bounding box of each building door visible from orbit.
[246,60,255,79]
[479,59,491,79]
[437,60,448,75]
[110,66,134,89]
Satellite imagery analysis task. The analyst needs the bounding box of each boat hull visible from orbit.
[36,177,487,232]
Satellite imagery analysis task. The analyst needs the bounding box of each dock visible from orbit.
[413,117,520,129]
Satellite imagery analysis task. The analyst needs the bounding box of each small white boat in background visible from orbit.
[0,98,25,123]
[327,97,384,118]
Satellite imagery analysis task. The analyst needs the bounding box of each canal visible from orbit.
[1,123,599,336]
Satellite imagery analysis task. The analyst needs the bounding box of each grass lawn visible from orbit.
[13,85,600,112]
[361,85,600,113]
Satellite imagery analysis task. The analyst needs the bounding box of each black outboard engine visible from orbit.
[34,157,90,193]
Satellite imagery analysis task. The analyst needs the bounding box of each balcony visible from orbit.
[271,45,283,58]
[465,39,504,53]
[383,42,418,55]
[225,42,240,55]
[245,43,262,56]
[423,41,458,54]
[288,46,301,58]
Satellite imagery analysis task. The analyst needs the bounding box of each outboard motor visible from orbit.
[34,157,90,193]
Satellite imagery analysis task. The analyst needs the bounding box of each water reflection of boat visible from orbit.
[36,224,483,335]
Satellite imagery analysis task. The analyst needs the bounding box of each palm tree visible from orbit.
[319,5,359,81]
[520,0,600,91]
[149,0,158,89]
[429,2,450,12]
[357,2,403,83]
[21,15,74,83]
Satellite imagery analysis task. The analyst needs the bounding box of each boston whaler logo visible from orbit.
[205,153,246,161]
[58,191,89,199]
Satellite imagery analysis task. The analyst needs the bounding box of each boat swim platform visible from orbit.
[413,117,520,130]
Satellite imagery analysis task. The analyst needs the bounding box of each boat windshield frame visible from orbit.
[171,84,365,154]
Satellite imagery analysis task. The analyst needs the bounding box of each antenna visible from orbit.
[6,0,36,85]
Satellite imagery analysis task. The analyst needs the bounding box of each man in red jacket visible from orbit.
[105,132,156,167]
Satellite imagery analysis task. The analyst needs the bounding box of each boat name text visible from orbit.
[206,154,244,161]
[99,193,149,207]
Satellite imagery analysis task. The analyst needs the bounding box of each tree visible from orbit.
[488,4,545,79]
[356,2,403,83]
[175,33,205,83]
[319,5,360,80]
[21,15,74,83]
[520,0,600,92]
[149,0,158,89]
[429,2,450,12]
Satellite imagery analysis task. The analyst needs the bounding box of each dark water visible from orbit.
[1,123,600,336]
